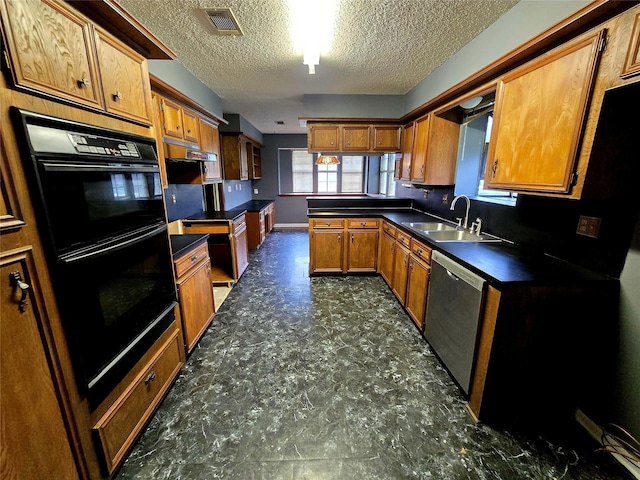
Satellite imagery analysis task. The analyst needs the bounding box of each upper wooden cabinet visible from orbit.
[485,30,605,194]
[199,118,222,182]
[156,95,200,147]
[307,123,401,153]
[410,113,459,185]
[0,0,152,125]
[221,133,261,181]
[342,125,370,151]
[373,125,402,151]
[308,124,339,151]
[399,123,414,181]
[621,12,640,79]
[94,27,152,125]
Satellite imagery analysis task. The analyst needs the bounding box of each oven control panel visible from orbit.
[68,134,140,158]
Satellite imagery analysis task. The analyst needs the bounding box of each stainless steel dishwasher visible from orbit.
[424,251,486,395]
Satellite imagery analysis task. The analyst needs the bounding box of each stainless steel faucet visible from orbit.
[450,194,471,229]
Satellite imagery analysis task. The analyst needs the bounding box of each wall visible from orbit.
[403,0,591,114]
[254,134,309,224]
[220,113,264,144]
[148,60,223,118]
[303,94,404,119]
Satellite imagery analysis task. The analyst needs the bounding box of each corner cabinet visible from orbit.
[0,0,152,125]
[486,29,605,194]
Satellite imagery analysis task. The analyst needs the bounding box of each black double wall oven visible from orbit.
[13,109,177,408]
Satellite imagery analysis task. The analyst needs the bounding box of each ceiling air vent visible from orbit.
[204,8,243,36]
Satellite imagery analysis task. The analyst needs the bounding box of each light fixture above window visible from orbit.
[288,0,339,75]
[315,153,340,165]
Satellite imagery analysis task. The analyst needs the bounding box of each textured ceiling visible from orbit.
[117,0,519,134]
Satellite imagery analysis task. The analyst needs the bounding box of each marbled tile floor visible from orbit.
[116,230,627,480]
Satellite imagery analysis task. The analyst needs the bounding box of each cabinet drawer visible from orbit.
[411,239,431,264]
[382,221,397,237]
[233,215,246,233]
[347,218,379,229]
[311,218,345,229]
[174,242,209,279]
[183,222,229,235]
[396,230,411,248]
[93,329,183,474]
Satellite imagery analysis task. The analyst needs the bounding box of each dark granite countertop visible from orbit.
[170,233,209,259]
[308,207,614,286]
[235,199,274,212]
[184,209,247,222]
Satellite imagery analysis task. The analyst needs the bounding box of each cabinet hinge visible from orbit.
[570,172,579,186]
[2,49,11,72]
[598,35,607,53]
[159,101,165,111]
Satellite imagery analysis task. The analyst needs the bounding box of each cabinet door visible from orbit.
[342,125,370,151]
[347,230,378,272]
[379,232,395,285]
[249,144,262,179]
[309,125,339,151]
[406,256,430,330]
[158,96,184,140]
[310,230,344,273]
[391,244,410,305]
[178,259,215,352]
[233,222,249,279]
[411,115,430,183]
[400,123,414,181]
[240,140,250,180]
[621,12,640,79]
[1,0,102,109]
[373,126,402,151]
[182,109,200,145]
[486,30,605,194]
[199,119,222,181]
[94,27,151,125]
[1,252,80,480]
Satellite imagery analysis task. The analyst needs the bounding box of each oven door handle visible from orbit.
[60,224,167,264]
[40,162,159,173]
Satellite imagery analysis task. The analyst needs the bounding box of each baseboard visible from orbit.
[576,409,640,479]
[274,223,309,228]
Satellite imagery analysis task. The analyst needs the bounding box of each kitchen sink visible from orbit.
[424,230,501,243]
[402,222,457,232]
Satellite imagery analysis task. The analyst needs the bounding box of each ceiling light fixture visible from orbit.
[288,0,339,75]
[315,153,340,165]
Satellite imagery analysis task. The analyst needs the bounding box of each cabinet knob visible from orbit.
[112,91,122,101]
[77,78,91,88]
[351,233,354,243]
[337,234,341,242]
[361,222,367,226]
[190,254,198,262]
[492,159,499,178]
[144,371,156,385]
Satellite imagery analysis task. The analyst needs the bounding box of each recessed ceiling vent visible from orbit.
[204,8,243,36]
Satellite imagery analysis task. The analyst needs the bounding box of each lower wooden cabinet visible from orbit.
[379,231,395,284]
[391,242,410,305]
[92,320,184,475]
[232,215,249,279]
[1,250,81,480]
[247,203,275,250]
[174,240,216,353]
[309,218,380,274]
[406,239,431,330]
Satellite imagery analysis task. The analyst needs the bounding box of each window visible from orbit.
[454,111,517,206]
[378,153,396,197]
[292,151,314,193]
[341,156,364,193]
[278,149,365,194]
[318,163,338,193]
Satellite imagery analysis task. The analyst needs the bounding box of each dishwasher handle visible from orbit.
[432,250,485,291]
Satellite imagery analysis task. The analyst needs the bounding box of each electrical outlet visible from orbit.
[254,188,259,194]
[227,185,232,192]
[442,193,449,204]
[238,184,242,190]
[422,190,428,199]
[576,215,601,238]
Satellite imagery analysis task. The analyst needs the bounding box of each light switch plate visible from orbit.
[254,188,259,194]
[576,215,601,238]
